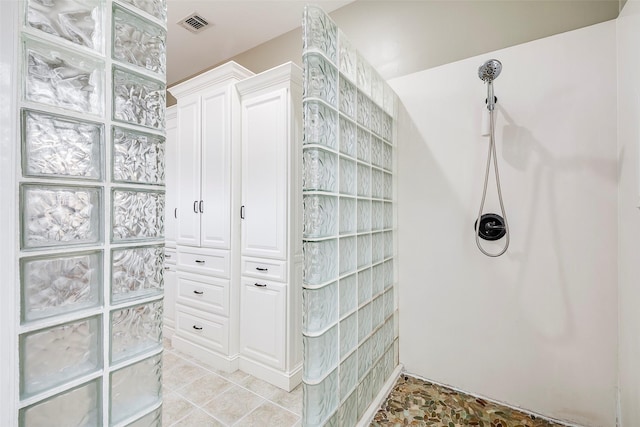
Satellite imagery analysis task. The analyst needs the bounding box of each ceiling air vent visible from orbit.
[178,12,211,34]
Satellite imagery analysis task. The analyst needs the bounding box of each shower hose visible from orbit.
[475,107,510,257]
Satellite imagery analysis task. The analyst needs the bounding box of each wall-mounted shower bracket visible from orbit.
[474,213,506,241]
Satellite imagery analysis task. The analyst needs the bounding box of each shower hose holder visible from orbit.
[474,213,506,241]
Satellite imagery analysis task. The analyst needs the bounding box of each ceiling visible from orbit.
[166,0,353,85]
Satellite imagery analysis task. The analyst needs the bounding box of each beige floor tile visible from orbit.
[235,402,300,427]
[161,392,195,426]
[240,375,281,400]
[171,408,225,427]
[202,385,264,425]
[219,369,251,385]
[163,351,181,369]
[176,373,233,406]
[163,337,172,350]
[163,360,211,391]
[270,384,303,415]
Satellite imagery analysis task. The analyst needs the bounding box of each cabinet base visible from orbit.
[172,335,239,372]
[239,357,302,392]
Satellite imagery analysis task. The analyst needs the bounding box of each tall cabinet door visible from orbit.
[241,88,288,260]
[177,95,202,247]
[201,88,231,249]
[165,108,178,243]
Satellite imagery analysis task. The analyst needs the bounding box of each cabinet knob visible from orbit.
[195,260,205,264]
[256,267,268,272]
[193,290,204,295]
[192,325,203,331]
[164,266,171,270]
[254,283,267,288]
[165,254,172,258]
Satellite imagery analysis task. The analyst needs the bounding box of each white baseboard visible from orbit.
[356,364,404,427]
[238,357,302,392]
[172,335,239,373]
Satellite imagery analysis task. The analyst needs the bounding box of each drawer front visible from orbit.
[164,248,177,265]
[241,257,287,282]
[177,274,229,316]
[176,309,229,353]
[178,249,229,278]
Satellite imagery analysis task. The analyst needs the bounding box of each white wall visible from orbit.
[617,0,640,425]
[390,21,618,427]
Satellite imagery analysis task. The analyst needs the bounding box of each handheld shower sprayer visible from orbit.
[478,59,501,111]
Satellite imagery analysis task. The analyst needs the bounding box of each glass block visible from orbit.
[20,379,100,426]
[339,158,356,196]
[358,338,372,380]
[384,202,393,229]
[339,116,356,157]
[384,289,394,321]
[372,263,384,296]
[371,104,382,137]
[384,230,394,259]
[383,142,393,171]
[339,389,357,427]
[22,109,102,180]
[339,312,357,358]
[384,172,393,200]
[382,112,393,142]
[128,407,162,427]
[303,194,338,239]
[384,260,393,290]
[303,369,338,426]
[372,329,384,362]
[372,201,383,231]
[21,251,102,323]
[339,274,357,317]
[303,148,337,193]
[111,245,164,303]
[339,236,356,276]
[303,100,338,150]
[113,66,165,130]
[394,338,399,365]
[356,53,371,96]
[383,318,394,350]
[112,189,164,241]
[356,127,370,163]
[384,83,396,116]
[371,137,383,169]
[372,295,384,330]
[358,303,372,343]
[339,351,358,400]
[339,197,356,235]
[303,325,338,383]
[119,0,167,21]
[357,91,372,129]
[112,126,165,185]
[357,165,371,198]
[372,232,384,264]
[371,71,384,108]
[24,37,103,115]
[113,5,166,75]
[20,316,101,397]
[303,282,338,335]
[357,199,370,233]
[111,300,163,364]
[302,6,337,63]
[303,239,337,286]
[21,184,102,249]
[357,268,372,306]
[26,0,102,50]
[338,30,356,83]
[339,76,356,119]
[110,355,161,425]
[371,359,383,397]
[371,168,383,199]
[303,53,337,108]
[357,234,371,269]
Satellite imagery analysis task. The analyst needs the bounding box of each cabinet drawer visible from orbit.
[177,273,229,316]
[178,249,229,278]
[164,248,177,265]
[241,257,287,282]
[176,308,229,353]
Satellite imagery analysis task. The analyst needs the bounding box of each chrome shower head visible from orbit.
[478,59,502,83]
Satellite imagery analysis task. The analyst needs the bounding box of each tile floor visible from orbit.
[162,337,302,426]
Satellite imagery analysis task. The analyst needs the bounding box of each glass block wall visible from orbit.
[302,6,399,426]
[16,0,166,425]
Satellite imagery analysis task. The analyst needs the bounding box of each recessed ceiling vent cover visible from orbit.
[178,12,211,33]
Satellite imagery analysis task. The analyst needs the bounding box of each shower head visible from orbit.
[478,59,502,83]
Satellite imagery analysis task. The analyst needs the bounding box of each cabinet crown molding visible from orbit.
[235,62,302,97]
[168,61,255,99]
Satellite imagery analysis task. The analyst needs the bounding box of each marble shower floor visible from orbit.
[161,337,302,426]
[371,375,568,427]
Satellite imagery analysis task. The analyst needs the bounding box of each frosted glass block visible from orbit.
[304,53,337,107]
[383,141,393,171]
[339,274,357,317]
[384,289,394,320]
[339,116,356,157]
[303,100,338,150]
[340,351,358,399]
[384,202,393,229]
[112,126,165,185]
[394,338,399,365]
[384,83,396,115]
[303,148,337,193]
[22,109,102,180]
[357,164,371,197]
[358,303,372,343]
[112,189,164,241]
[21,184,102,249]
[383,318,393,350]
[382,112,393,142]
[357,268,371,306]
[113,5,166,75]
[372,168,384,199]
[358,338,372,380]
[339,158,356,196]
[111,300,163,364]
[339,236,356,276]
[338,30,356,83]
[339,197,356,235]
[357,199,370,233]
[372,201,383,231]
[119,0,167,21]
[113,66,165,130]
[372,232,384,264]
[339,389,357,427]
[372,295,384,330]
[302,6,337,62]
[21,251,102,323]
[370,104,382,137]
[21,316,101,397]
[371,359,383,396]
[304,325,338,383]
[384,230,394,259]
[24,37,103,115]
[356,53,371,96]
[303,239,338,286]
[384,347,393,379]
[357,234,371,269]
[20,379,100,426]
[303,369,338,426]
[110,354,162,425]
[303,282,338,335]
[356,127,370,163]
[339,76,356,119]
[372,329,383,362]
[303,194,338,239]
[372,263,384,296]
[127,407,161,427]
[26,0,102,50]
[384,260,393,290]
[371,71,384,108]
[111,245,164,302]
[360,371,374,417]
[371,137,384,169]
[384,172,393,200]
[339,312,357,358]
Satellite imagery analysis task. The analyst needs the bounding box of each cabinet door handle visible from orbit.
[193,290,204,295]
[254,283,267,288]
[256,267,268,272]
[165,254,172,258]
[174,208,177,218]
[199,200,204,213]
[193,201,198,213]
[195,260,205,264]
[164,266,171,270]
[240,205,245,219]
[192,325,203,331]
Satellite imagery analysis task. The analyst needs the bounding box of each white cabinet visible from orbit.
[165,106,178,245]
